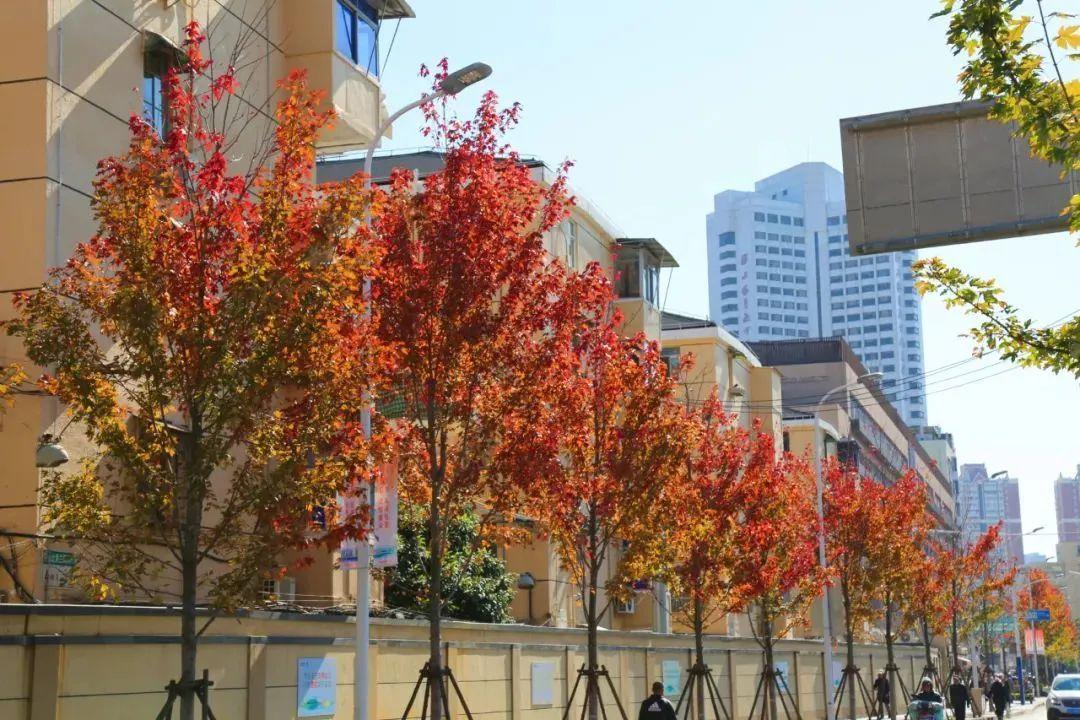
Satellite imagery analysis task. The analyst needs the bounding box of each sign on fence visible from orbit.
[297,657,337,718]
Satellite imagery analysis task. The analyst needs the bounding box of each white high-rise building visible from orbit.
[705,162,927,425]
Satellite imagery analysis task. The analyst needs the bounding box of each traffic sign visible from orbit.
[1025,609,1051,622]
[43,550,75,567]
[990,618,1015,633]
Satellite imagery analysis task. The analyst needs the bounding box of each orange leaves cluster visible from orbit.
[824,466,932,639]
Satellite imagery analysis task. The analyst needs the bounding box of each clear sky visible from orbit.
[372,0,1079,558]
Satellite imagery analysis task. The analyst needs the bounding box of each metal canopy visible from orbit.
[370,0,416,19]
[615,238,679,268]
[840,99,1078,255]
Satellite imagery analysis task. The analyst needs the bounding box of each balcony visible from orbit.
[283,0,414,154]
[614,238,678,343]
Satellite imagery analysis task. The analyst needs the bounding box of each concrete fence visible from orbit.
[0,605,934,720]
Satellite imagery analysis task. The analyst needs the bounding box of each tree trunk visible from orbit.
[921,618,934,678]
[694,599,705,720]
[761,607,778,720]
[951,615,960,681]
[587,557,600,720]
[429,478,444,720]
[843,582,856,720]
[178,416,203,720]
[885,595,897,720]
[179,543,198,720]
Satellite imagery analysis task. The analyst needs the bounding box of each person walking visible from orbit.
[638,681,677,720]
[873,669,892,720]
[988,674,1011,720]
[948,674,972,720]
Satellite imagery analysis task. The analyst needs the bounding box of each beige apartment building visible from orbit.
[0,0,412,604]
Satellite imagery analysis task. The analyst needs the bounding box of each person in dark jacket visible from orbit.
[989,675,1011,720]
[639,682,677,720]
[873,670,891,719]
[948,674,972,720]
[913,678,944,703]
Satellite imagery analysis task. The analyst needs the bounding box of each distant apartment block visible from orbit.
[1056,467,1080,542]
[957,463,1023,566]
[705,162,927,425]
[916,426,959,496]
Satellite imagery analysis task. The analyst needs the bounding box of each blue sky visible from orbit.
[373,0,1079,557]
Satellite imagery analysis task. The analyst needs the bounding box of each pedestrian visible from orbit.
[948,673,972,720]
[639,681,677,720]
[988,674,1011,720]
[873,669,891,719]
[914,678,944,703]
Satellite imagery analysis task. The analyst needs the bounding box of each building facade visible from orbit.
[0,0,411,604]
[916,426,960,496]
[705,163,927,426]
[748,337,954,524]
[1056,466,1080,543]
[956,463,1024,566]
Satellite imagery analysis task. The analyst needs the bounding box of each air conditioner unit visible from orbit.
[615,598,636,615]
[262,577,297,603]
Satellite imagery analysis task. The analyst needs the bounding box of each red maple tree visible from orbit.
[873,473,932,715]
[645,392,791,720]
[732,437,823,720]
[369,65,604,720]
[527,302,692,720]
[934,524,1016,678]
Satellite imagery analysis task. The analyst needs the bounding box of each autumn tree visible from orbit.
[369,65,601,720]
[1018,568,1075,681]
[634,392,771,720]
[527,305,691,720]
[4,23,384,720]
[824,462,893,720]
[935,525,1016,678]
[734,441,823,720]
[917,0,1080,376]
[872,473,932,716]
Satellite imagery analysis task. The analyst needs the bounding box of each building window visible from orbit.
[794,218,804,227]
[564,220,578,268]
[722,304,739,313]
[827,216,841,226]
[722,317,738,326]
[767,213,779,223]
[720,277,737,286]
[142,37,180,135]
[754,212,766,221]
[336,0,380,74]
[780,215,792,225]
[720,250,736,260]
[754,231,766,240]
[721,291,738,299]
[719,231,736,246]
[721,264,737,273]
[828,249,842,257]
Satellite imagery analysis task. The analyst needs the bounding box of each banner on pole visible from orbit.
[1024,628,1045,654]
[339,462,398,570]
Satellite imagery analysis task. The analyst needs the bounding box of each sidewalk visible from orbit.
[1004,698,1046,718]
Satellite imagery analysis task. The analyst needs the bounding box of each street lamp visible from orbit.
[810,371,882,719]
[353,62,492,720]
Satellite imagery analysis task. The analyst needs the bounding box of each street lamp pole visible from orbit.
[810,371,882,720]
[353,63,492,720]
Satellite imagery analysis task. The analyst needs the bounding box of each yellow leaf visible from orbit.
[1056,24,1080,49]
[1007,16,1032,43]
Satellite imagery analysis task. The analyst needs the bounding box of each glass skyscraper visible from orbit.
[705,162,927,426]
